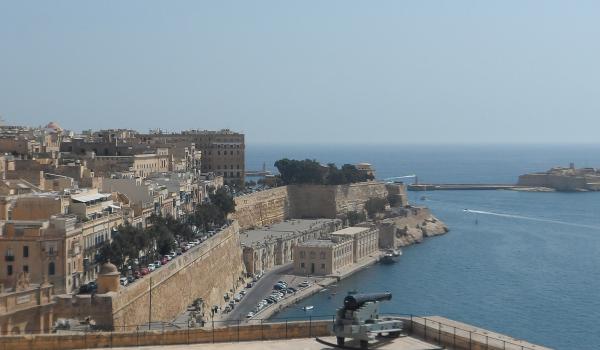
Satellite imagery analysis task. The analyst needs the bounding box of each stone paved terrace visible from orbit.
[83,336,441,350]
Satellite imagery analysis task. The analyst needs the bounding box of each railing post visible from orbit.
[285,319,288,339]
[212,319,215,343]
[438,322,441,345]
[486,335,489,350]
[309,316,312,338]
[136,326,139,346]
[261,319,263,340]
[469,331,472,350]
[453,327,456,349]
[187,324,190,345]
[237,319,240,342]
[424,318,427,340]
[110,330,113,348]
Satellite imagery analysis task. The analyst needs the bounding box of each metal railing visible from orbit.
[0,314,544,350]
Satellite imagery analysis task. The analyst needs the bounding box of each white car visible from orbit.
[191,239,200,245]
[246,312,254,318]
[147,263,156,271]
[119,277,128,286]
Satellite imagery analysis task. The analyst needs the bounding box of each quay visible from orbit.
[407,183,523,191]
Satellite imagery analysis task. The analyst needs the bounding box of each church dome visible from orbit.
[45,121,62,131]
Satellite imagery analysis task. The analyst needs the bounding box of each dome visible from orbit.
[45,121,62,131]
[99,261,119,275]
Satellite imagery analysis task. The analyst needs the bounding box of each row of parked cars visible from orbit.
[247,280,299,318]
[80,225,231,293]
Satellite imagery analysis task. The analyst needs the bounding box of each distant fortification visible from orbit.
[518,163,600,191]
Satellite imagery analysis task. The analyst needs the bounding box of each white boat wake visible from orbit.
[464,209,600,230]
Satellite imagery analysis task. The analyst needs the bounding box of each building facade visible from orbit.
[328,226,379,262]
[293,238,353,276]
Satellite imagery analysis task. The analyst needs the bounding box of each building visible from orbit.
[0,215,83,294]
[86,148,172,178]
[240,219,342,276]
[0,274,54,334]
[293,238,353,276]
[327,226,379,262]
[139,129,245,185]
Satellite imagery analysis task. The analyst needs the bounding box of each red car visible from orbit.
[139,267,149,276]
[133,270,142,279]
[160,257,168,265]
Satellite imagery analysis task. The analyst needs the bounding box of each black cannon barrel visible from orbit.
[343,292,392,310]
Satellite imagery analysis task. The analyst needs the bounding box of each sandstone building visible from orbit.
[293,238,353,276]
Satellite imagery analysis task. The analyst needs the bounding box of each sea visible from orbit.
[246,143,600,350]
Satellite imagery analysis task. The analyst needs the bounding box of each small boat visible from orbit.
[381,249,402,264]
[303,305,314,311]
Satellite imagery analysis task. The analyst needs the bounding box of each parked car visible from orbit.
[127,276,135,283]
[147,264,156,271]
[165,255,173,261]
[160,257,168,265]
[140,267,150,276]
[191,239,200,245]
[119,277,128,286]
[133,270,142,279]
[246,282,253,288]
[246,312,254,318]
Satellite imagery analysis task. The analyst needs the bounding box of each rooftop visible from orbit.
[102,336,437,350]
[240,219,338,246]
[298,239,337,248]
[330,226,370,236]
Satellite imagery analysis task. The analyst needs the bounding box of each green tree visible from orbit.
[347,211,367,226]
[365,198,387,219]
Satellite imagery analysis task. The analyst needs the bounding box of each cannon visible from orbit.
[331,292,403,349]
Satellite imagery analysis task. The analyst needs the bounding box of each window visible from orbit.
[48,262,55,276]
[7,265,13,276]
[299,251,305,259]
[23,246,28,258]
[321,264,325,269]
[23,265,28,273]
[320,252,326,259]
[300,263,305,268]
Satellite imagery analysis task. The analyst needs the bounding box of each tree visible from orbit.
[347,211,367,226]
[210,187,235,219]
[365,198,387,219]
[274,159,371,185]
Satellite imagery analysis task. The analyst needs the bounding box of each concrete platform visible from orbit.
[90,336,439,350]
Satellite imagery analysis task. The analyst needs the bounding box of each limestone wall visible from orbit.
[378,207,448,249]
[110,222,244,329]
[0,320,332,350]
[234,182,392,228]
[234,187,289,230]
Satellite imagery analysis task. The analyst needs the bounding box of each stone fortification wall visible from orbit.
[234,187,289,230]
[111,223,244,328]
[234,182,392,229]
[518,173,590,191]
[378,207,448,249]
[0,320,332,350]
[56,223,244,329]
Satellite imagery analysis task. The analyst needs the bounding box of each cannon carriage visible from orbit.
[331,292,403,349]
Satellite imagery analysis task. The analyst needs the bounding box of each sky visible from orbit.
[1,1,600,144]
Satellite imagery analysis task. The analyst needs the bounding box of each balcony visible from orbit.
[4,255,14,262]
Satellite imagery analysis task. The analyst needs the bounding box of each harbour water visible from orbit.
[247,143,600,350]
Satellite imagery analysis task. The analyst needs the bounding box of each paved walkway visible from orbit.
[88,336,440,350]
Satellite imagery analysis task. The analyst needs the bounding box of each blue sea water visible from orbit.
[246,144,600,350]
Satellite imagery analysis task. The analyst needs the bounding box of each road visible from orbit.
[225,263,293,321]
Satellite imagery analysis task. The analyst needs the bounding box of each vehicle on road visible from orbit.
[246,312,254,318]
[119,277,128,286]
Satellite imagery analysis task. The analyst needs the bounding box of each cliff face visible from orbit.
[378,207,448,249]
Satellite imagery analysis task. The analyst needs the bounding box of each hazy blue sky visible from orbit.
[1,1,599,144]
